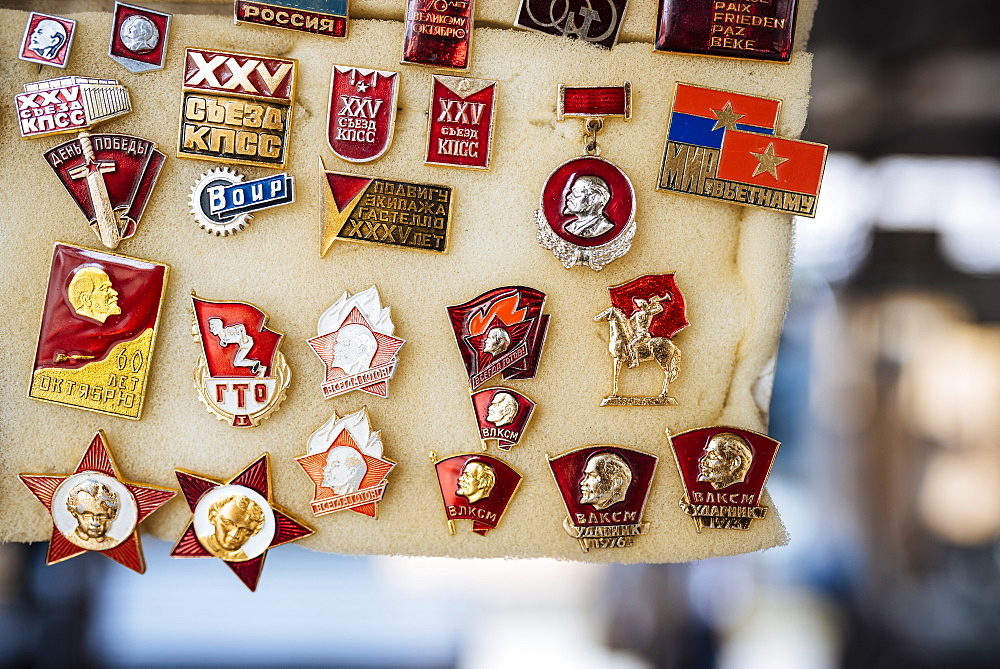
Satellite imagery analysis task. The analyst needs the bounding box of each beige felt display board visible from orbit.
[0,4,815,562]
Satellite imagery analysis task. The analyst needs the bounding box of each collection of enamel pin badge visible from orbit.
[14,0,814,588]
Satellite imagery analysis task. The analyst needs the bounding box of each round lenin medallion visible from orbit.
[52,472,139,551]
[535,156,636,271]
[193,485,277,562]
[119,15,159,54]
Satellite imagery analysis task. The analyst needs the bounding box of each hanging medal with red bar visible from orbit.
[535,83,636,271]
[402,0,474,70]
[667,426,779,531]
[426,75,496,170]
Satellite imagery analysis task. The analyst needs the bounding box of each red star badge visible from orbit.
[170,453,314,591]
[18,430,177,574]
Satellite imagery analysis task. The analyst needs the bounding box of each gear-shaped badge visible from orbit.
[189,168,295,236]
[189,168,251,236]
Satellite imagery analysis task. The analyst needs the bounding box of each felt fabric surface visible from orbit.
[0,5,814,562]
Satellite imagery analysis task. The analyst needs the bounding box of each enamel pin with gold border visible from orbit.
[470,387,535,451]
[19,430,177,573]
[327,65,399,163]
[425,75,497,170]
[235,0,349,38]
[401,0,474,70]
[431,452,522,536]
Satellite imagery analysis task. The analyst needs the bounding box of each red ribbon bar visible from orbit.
[560,84,631,119]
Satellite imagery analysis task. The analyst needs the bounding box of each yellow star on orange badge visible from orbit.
[710,102,745,132]
[751,143,789,179]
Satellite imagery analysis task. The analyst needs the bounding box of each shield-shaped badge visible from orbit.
[547,445,658,552]
[191,294,291,428]
[327,66,399,163]
[425,75,497,170]
[470,387,535,451]
[668,426,779,532]
[446,286,550,390]
[432,453,521,536]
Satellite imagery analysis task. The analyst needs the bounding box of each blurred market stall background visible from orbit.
[3,0,1000,666]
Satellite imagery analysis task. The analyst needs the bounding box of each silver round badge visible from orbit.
[119,15,159,54]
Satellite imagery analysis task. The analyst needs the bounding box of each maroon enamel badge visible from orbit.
[655,0,798,62]
[515,0,629,50]
[45,133,165,249]
[470,387,535,451]
[109,3,171,74]
[669,426,779,531]
[402,0,474,70]
[447,286,550,389]
[548,445,657,551]
[327,66,399,163]
[426,75,496,170]
[432,453,521,535]
[20,12,76,68]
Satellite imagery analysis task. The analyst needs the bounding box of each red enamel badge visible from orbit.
[171,453,314,591]
[548,445,657,552]
[402,0,475,69]
[426,75,496,170]
[19,431,176,573]
[109,3,171,73]
[433,453,521,535]
[20,12,76,68]
[446,286,550,389]
[470,387,535,451]
[655,0,799,62]
[327,66,399,163]
[669,426,779,531]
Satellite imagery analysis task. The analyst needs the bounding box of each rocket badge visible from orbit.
[446,286,550,390]
[667,426,779,531]
[536,83,636,270]
[595,273,688,406]
[431,452,521,535]
[45,132,166,249]
[515,0,629,50]
[655,0,798,62]
[28,243,168,420]
[236,0,349,38]
[547,445,657,552]
[306,286,404,400]
[188,168,294,236]
[16,77,131,139]
[109,3,171,73]
[470,387,535,451]
[171,453,314,591]
[296,408,396,518]
[657,82,828,217]
[19,12,76,69]
[19,431,176,573]
[191,294,291,428]
[426,75,497,170]
[402,0,475,70]
[327,66,399,163]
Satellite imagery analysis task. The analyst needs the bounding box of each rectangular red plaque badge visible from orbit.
[327,66,399,163]
[426,75,496,170]
[402,0,475,70]
[658,82,826,217]
[655,0,799,62]
[178,48,297,168]
[29,243,168,419]
[235,0,348,38]
[558,83,631,120]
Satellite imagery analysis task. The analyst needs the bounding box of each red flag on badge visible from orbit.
[717,131,827,196]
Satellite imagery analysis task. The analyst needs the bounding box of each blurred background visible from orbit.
[4,1,1000,667]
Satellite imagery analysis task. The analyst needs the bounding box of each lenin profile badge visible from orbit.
[109,3,171,73]
[547,445,657,552]
[536,84,635,270]
[171,453,314,591]
[28,243,168,419]
[19,12,76,69]
[432,453,521,536]
[595,273,688,406]
[446,286,550,389]
[327,66,399,163]
[296,408,396,518]
[19,431,176,573]
[191,294,291,428]
[306,286,404,399]
[668,426,779,531]
[470,387,535,451]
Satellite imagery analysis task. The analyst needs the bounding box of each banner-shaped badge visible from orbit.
[320,162,452,256]
[402,0,474,70]
[470,387,535,451]
[236,0,348,37]
[29,243,168,419]
[17,77,131,139]
[426,75,496,170]
[655,0,798,62]
[433,453,521,535]
[327,66,398,163]
[669,426,779,531]
[515,0,629,50]
[657,82,826,217]
[206,173,294,217]
[178,48,297,168]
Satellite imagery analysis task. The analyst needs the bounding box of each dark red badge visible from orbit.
[548,445,657,552]
[109,3,171,73]
[327,66,399,163]
[669,426,779,531]
[446,286,550,390]
[402,0,474,70]
[426,75,496,170]
[433,453,521,535]
[655,0,799,62]
[515,0,630,50]
[470,387,535,451]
